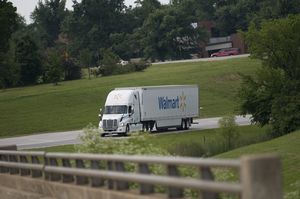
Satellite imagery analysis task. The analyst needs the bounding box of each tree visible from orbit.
[214,0,300,35]
[139,5,207,61]
[13,32,42,86]
[63,0,125,54]
[79,49,93,79]
[44,48,63,85]
[239,15,300,136]
[99,48,120,76]
[31,0,67,47]
[0,0,18,88]
[0,0,18,53]
[218,115,239,150]
[63,58,81,80]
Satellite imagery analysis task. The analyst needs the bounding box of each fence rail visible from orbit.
[0,149,282,199]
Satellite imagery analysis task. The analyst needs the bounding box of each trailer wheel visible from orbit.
[183,120,188,130]
[177,120,184,130]
[186,119,191,130]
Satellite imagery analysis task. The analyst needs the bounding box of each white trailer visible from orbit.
[99,85,199,136]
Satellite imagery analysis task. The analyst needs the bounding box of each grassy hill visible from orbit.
[216,130,300,198]
[0,57,260,137]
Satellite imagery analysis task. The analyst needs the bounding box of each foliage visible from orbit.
[98,48,121,76]
[218,115,239,150]
[63,0,125,54]
[239,15,300,136]
[0,46,20,88]
[13,32,42,86]
[79,48,93,79]
[165,125,269,157]
[214,0,300,35]
[76,124,169,156]
[63,58,81,80]
[31,0,67,47]
[129,60,151,72]
[0,0,18,88]
[0,0,18,53]
[140,5,207,61]
[168,141,205,157]
[44,48,63,85]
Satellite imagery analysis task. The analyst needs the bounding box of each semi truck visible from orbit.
[99,85,199,136]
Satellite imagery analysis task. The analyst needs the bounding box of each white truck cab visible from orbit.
[99,89,140,135]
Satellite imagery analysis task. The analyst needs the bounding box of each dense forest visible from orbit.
[0,0,299,88]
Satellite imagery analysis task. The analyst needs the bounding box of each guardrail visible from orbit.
[0,150,282,199]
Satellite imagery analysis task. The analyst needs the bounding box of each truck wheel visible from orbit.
[183,120,187,130]
[177,120,184,130]
[125,125,130,135]
[186,119,190,130]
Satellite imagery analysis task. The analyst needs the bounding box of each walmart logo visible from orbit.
[158,92,186,111]
[179,92,186,111]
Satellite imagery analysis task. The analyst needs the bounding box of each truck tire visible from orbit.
[184,119,188,130]
[177,120,184,130]
[125,125,130,135]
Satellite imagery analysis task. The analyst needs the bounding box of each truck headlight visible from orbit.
[120,122,125,127]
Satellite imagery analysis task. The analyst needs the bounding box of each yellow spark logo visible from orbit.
[180,92,186,111]
[114,94,122,100]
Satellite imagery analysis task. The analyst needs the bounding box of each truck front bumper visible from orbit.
[101,126,127,135]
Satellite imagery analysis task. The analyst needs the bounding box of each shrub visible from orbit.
[168,141,206,157]
[218,115,239,151]
[130,60,151,72]
[63,58,81,80]
[76,124,169,156]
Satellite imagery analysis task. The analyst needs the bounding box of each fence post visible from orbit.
[49,158,61,181]
[32,155,43,178]
[167,164,183,198]
[20,155,30,176]
[62,158,74,183]
[107,161,114,189]
[0,154,9,173]
[139,163,154,194]
[115,161,129,190]
[200,167,218,199]
[75,159,88,185]
[90,160,104,187]
[241,154,283,199]
[9,154,19,174]
[43,155,49,179]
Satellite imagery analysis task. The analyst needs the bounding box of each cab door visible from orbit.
[132,92,140,123]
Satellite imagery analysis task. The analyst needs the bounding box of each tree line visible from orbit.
[0,0,299,88]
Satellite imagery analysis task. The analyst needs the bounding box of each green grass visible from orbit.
[0,57,261,137]
[216,130,300,197]
[36,125,269,156]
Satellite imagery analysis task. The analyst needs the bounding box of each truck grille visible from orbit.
[102,119,118,131]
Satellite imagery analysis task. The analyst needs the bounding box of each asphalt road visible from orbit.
[0,115,252,150]
[152,54,250,65]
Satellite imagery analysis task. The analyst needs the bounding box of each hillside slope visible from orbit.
[216,130,300,197]
[0,57,260,136]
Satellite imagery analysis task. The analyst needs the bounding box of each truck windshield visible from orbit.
[104,105,128,114]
